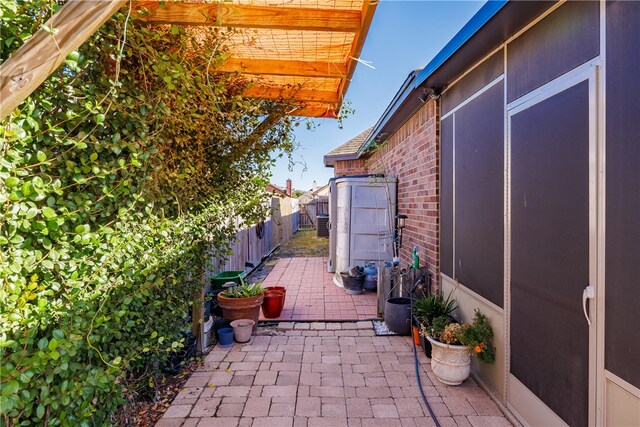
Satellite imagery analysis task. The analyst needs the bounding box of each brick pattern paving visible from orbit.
[259,258,378,321]
[158,322,513,427]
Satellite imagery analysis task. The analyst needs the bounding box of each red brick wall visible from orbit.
[333,159,368,177]
[366,100,440,290]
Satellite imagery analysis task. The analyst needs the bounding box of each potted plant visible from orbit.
[412,291,457,357]
[423,309,495,385]
[217,281,265,333]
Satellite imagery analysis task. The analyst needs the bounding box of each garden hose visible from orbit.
[410,273,442,427]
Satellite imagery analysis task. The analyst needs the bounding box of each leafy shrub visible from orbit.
[0,1,301,424]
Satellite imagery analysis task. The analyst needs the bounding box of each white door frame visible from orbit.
[505,58,601,427]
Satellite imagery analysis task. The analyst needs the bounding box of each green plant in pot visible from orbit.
[423,309,495,385]
[412,291,457,357]
[217,280,265,333]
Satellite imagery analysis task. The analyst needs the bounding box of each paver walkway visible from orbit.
[259,257,378,321]
[157,322,513,427]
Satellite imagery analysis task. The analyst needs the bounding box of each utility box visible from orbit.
[316,215,329,237]
[327,175,397,279]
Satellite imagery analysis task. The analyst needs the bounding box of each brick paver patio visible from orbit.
[157,322,513,427]
[259,257,378,321]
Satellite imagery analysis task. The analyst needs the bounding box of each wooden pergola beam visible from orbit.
[243,85,339,104]
[219,58,347,78]
[132,1,362,32]
[0,0,126,120]
[336,0,378,113]
[288,104,338,119]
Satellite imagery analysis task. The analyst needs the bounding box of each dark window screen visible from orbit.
[453,83,504,307]
[605,0,640,389]
[510,81,590,427]
[507,1,599,102]
[440,116,454,278]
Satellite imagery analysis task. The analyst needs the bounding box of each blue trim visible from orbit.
[413,0,508,88]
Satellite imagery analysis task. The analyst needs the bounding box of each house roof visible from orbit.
[266,183,287,197]
[364,0,554,149]
[323,126,373,167]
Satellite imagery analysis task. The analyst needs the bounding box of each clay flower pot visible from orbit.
[230,319,255,343]
[261,290,285,318]
[217,293,264,333]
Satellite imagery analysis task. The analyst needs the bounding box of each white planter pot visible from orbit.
[230,319,255,343]
[427,336,471,386]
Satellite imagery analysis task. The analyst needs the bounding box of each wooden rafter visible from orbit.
[0,0,126,120]
[219,59,347,78]
[289,104,338,119]
[132,1,362,32]
[1,0,378,119]
[335,0,377,114]
[243,86,339,104]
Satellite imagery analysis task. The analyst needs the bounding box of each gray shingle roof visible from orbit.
[324,127,373,166]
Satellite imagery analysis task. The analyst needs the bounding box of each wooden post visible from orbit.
[192,259,206,354]
[0,0,126,120]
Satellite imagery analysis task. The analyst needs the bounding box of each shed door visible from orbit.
[508,71,597,427]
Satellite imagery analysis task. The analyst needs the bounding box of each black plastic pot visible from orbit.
[385,297,411,335]
[413,316,432,358]
[210,288,226,318]
[163,334,196,375]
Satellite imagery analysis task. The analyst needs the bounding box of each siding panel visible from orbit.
[507,1,599,102]
[605,0,640,389]
[454,83,504,307]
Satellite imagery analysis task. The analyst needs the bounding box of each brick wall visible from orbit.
[366,100,440,289]
[333,159,368,177]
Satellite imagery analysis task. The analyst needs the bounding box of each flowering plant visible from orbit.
[421,309,495,363]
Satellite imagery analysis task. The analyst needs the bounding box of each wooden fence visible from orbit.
[211,196,299,273]
[298,197,329,228]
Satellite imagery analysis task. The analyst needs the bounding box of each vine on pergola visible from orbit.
[0,1,308,424]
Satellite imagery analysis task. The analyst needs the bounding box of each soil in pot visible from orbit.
[230,319,255,343]
[262,290,285,318]
[384,297,411,335]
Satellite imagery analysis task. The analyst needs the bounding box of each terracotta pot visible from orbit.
[217,293,264,333]
[261,290,285,319]
[265,286,286,307]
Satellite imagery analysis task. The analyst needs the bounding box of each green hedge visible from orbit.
[0,1,298,424]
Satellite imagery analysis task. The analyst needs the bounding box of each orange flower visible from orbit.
[474,345,482,353]
[465,323,471,329]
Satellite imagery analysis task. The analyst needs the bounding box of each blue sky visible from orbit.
[270,0,485,192]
